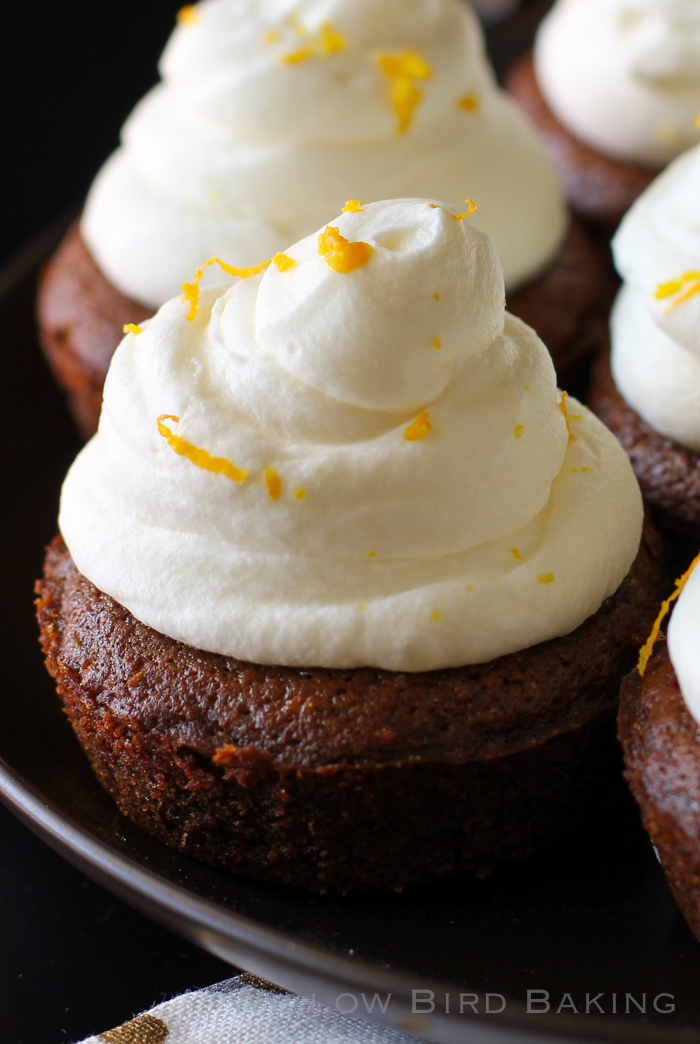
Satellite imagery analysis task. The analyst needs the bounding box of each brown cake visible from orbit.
[588,347,700,538]
[620,648,700,943]
[37,530,666,892]
[506,53,657,231]
[38,218,616,438]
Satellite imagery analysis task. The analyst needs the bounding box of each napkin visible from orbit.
[77,973,421,1044]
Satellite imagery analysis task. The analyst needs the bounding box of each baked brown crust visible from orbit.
[507,216,617,382]
[505,52,657,230]
[588,346,700,537]
[37,213,614,441]
[620,649,700,943]
[36,531,665,891]
[37,223,150,439]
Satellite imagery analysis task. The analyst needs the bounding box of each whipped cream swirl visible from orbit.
[611,145,700,450]
[668,559,700,726]
[81,0,565,309]
[61,199,642,672]
[535,0,700,167]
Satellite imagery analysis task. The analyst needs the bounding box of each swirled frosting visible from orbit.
[611,146,700,450]
[81,0,565,309]
[60,199,642,672]
[668,559,700,726]
[535,0,700,167]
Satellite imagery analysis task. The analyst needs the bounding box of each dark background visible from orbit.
[1,5,235,1043]
[0,3,551,1042]
[1,0,185,269]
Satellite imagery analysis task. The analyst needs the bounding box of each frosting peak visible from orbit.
[81,0,566,309]
[535,0,700,167]
[61,199,641,671]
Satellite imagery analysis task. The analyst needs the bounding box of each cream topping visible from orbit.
[611,146,700,450]
[61,199,642,672]
[81,0,565,309]
[668,558,700,727]
[535,0,700,168]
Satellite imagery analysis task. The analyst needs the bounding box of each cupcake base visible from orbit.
[36,532,665,892]
[620,650,700,944]
[37,223,150,439]
[38,217,615,438]
[505,53,657,230]
[588,347,700,538]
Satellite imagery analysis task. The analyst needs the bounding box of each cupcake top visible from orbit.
[535,0,700,167]
[60,198,642,672]
[610,145,700,449]
[668,557,700,724]
[81,0,565,310]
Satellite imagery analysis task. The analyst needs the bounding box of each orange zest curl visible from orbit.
[273,253,295,272]
[638,551,700,676]
[404,412,431,442]
[318,227,372,273]
[265,468,282,500]
[450,199,477,222]
[342,200,363,213]
[655,271,700,313]
[182,257,271,320]
[123,323,143,336]
[176,5,199,26]
[377,50,432,134]
[157,416,247,484]
[559,391,574,441]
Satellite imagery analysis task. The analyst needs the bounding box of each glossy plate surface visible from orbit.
[3,218,700,1044]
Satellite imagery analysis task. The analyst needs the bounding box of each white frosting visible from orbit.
[668,559,700,726]
[60,199,642,672]
[81,0,565,309]
[611,146,700,450]
[535,0,700,167]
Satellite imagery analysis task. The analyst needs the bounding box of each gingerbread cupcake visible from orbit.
[589,143,700,538]
[620,552,700,943]
[507,0,700,229]
[37,199,662,891]
[38,0,613,438]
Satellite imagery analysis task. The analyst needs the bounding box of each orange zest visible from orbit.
[450,199,477,222]
[559,391,573,441]
[176,5,198,26]
[404,412,431,442]
[157,416,247,484]
[273,253,295,272]
[265,468,282,500]
[182,257,271,321]
[318,227,372,273]
[654,271,700,314]
[123,323,143,336]
[281,21,345,63]
[638,551,700,675]
[342,200,363,213]
[376,50,432,133]
[458,94,480,112]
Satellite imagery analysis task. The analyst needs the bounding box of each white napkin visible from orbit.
[79,974,421,1044]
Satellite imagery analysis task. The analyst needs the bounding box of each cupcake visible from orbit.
[36,199,663,891]
[38,0,613,438]
[507,0,700,228]
[589,144,700,538]
[620,552,700,943]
